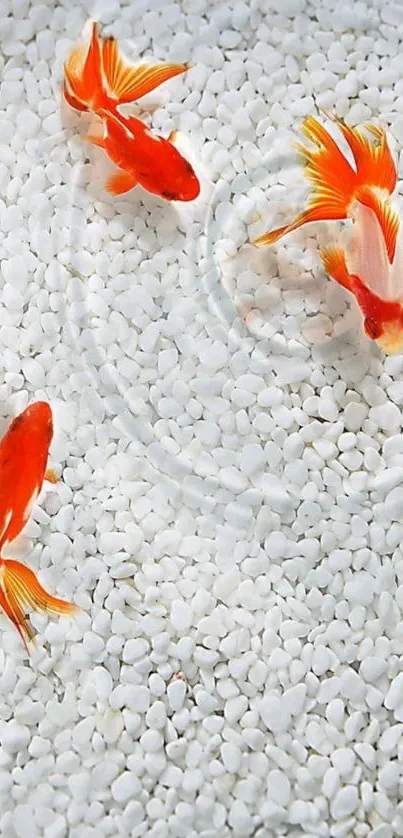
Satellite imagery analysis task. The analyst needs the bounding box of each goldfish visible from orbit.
[0,402,77,650]
[63,21,200,202]
[253,114,403,354]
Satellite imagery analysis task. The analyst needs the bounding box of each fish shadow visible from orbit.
[263,152,300,175]
[209,220,368,356]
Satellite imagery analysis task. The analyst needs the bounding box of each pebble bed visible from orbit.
[1,0,403,836]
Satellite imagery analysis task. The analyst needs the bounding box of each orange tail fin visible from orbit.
[253,115,398,260]
[354,185,400,264]
[334,118,396,196]
[101,35,189,103]
[0,559,78,652]
[63,21,106,113]
[63,21,189,114]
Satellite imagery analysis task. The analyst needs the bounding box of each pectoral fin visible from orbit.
[320,246,354,292]
[85,133,107,149]
[45,469,59,484]
[105,170,138,195]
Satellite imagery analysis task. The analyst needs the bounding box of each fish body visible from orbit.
[93,109,199,201]
[63,22,200,202]
[253,115,403,354]
[0,401,53,549]
[0,402,76,649]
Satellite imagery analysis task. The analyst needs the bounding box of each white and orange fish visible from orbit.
[63,21,200,202]
[253,114,403,354]
[0,402,77,650]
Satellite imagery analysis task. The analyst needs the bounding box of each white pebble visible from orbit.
[330,786,358,820]
[385,488,403,521]
[16,108,41,138]
[0,721,30,753]
[239,443,265,476]
[99,532,127,553]
[111,772,141,803]
[330,748,355,778]
[1,7,402,837]
[372,467,403,493]
[170,599,193,632]
[145,701,167,730]
[21,357,45,387]
[266,769,291,807]
[385,674,403,710]
[93,667,113,701]
[221,742,242,773]
[167,679,186,712]
[258,695,291,733]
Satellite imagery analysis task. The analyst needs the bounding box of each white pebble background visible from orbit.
[1,0,403,836]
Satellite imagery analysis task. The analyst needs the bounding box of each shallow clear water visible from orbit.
[1,0,403,836]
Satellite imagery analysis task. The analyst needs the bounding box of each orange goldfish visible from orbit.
[253,115,403,354]
[0,402,77,650]
[63,22,200,202]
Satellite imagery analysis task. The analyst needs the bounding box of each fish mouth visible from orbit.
[161,190,178,201]
[179,180,201,202]
[161,181,200,202]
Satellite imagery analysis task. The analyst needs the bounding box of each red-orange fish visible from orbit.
[253,115,403,353]
[0,402,77,650]
[63,22,200,202]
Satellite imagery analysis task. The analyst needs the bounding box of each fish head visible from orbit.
[172,158,200,201]
[159,150,200,202]
[361,296,403,354]
[19,401,53,446]
[348,264,403,355]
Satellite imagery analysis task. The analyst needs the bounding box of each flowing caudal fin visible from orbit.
[334,116,398,263]
[0,585,35,652]
[64,22,189,112]
[63,21,105,113]
[253,115,398,255]
[101,34,189,103]
[355,186,400,265]
[334,118,397,196]
[253,116,356,246]
[0,559,78,651]
[62,81,89,112]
